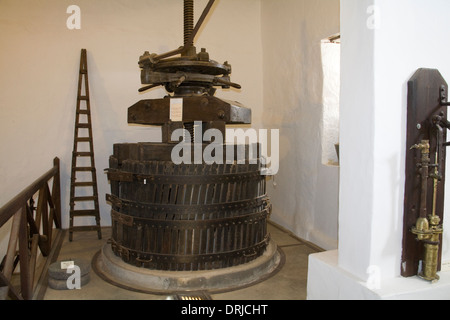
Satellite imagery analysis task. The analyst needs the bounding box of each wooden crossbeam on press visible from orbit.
[69,49,102,242]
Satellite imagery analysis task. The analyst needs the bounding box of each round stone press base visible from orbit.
[92,240,284,295]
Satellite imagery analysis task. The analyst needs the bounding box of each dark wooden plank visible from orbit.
[128,96,251,125]
[402,68,447,277]
[18,205,32,300]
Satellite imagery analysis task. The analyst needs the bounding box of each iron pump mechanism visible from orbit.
[402,69,448,282]
[128,0,251,143]
[99,0,279,292]
[409,140,443,282]
[137,0,241,96]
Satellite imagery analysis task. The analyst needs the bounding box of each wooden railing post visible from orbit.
[18,205,32,300]
[0,208,22,300]
[0,157,63,300]
[52,157,62,228]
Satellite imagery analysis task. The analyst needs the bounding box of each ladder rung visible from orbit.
[70,226,101,233]
[72,196,97,202]
[73,182,95,187]
[78,96,89,101]
[73,152,93,157]
[77,109,90,115]
[70,210,99,217]
[75,137,92,142]
[76,123,91,129]
[73,167,95,172]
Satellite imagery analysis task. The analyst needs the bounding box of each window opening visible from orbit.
[321,33,341,166]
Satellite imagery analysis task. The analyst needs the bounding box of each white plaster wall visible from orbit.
[261,0,340,250]
[0,0,263,246]
[339,0,450,282]
[372,0,450,278]
[321,42,340,166]
[338,0,376,281]
[309,0,450,300]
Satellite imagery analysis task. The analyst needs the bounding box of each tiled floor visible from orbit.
[43,222,319,300]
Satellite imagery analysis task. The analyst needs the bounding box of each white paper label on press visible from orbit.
[61,260,75,269]
[170,98,183,122]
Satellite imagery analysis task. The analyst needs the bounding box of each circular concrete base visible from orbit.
[92,240,284,295]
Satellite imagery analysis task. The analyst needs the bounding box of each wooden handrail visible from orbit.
[0,157,62,300]
[0,159,59,228]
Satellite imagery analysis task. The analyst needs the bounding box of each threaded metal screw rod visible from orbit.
[184,0,194,48]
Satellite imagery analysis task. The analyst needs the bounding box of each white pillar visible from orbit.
[308,0,450,299]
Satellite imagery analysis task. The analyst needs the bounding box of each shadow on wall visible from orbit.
[262,23,340,249]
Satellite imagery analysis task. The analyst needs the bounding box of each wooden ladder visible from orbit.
[69,49,102,242]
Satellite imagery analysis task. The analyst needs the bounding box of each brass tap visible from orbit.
[410,139,443,282]
[410,140,430,154]
[411,215,443,282]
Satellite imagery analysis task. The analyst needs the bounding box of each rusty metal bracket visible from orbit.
[109,235,270,268]
[106,193,270,217]
[440,85,450,106]
[111,208,270,231]
[105,168,263,185]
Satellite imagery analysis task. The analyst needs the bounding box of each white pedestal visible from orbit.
[307,250,450,300]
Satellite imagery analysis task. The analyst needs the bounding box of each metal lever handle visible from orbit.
[139,0,216,64]
[214,77,241,89]
[138,84,161,93]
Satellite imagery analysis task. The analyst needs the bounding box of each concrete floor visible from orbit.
[43,223,319,300]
